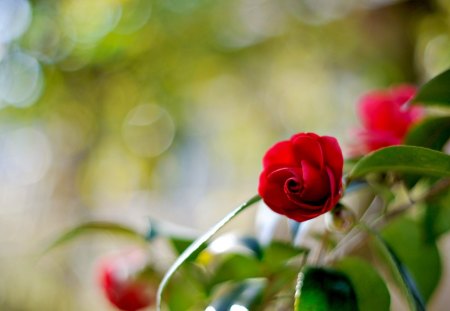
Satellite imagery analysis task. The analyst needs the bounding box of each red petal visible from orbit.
[258,170,297,215]
[319,136,343,178]
[291,133,324,169]
[299,160,329,202]
[262,140,296,171]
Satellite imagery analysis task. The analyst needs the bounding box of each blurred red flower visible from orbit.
[351,84,424,155]
[99,249,155,311]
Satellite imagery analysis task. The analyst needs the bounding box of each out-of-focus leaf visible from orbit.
[334,257,390,311]
[348,146,450,180]
[369,229,426,311]
[405,116,450,151]
[413,68,450,106]
[382,217,441,302]
[209,254,263,286]
[170,237,197,255]
[239,236,263,259]
[44,222,146,253]
[262,241,307,271]
[166,271,206,311]
[295,266,358,311]
[156,194,261,309]
[424,190,450,241]
[208,278,266,311]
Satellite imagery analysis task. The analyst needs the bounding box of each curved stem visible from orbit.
[156,194,262,310]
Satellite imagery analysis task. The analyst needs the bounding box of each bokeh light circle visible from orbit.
[0,0,32,43]
[0,49,43,107]
[122,104,176,157]
[0,127,52,186]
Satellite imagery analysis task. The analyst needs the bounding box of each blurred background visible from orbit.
[0,0,449,309]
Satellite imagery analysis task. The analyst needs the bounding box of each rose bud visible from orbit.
[325,203,356,233]
[258,133,344,222]
[352,84,424,155]
[98,249,156,311]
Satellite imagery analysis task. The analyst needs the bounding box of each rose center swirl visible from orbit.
[285,177,302,194]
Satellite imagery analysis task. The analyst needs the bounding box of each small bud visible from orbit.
[325,204,356,233]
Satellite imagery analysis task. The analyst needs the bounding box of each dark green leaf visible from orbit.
[424,190,450,241]
[44,222,146,253]
[334,257,390,311]
[295,266,358,311]
[170,237,206,260]
[348,146,450,180]
[369,229,427,311]
[382,217,441,302]
[405,116,450,151]
[413,68,450,106]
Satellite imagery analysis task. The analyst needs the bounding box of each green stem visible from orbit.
[156,194,262,310]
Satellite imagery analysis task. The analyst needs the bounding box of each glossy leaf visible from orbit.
[208,278,266,311]
[156,194,261,310]
[170,237,197,256]
[295,266,358,311]
[413,68,450,106]
[334,257,390,311]
[382,217,441,302]
[44,221,146,253]
[405,116,450,151]
[369,230,426,311]
[348,146,450,180]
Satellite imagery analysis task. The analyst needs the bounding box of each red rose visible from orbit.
[352,84,424,154]
[99,249,155,311]
[258,133,343,222]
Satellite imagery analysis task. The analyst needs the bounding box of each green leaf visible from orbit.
[348,146,450,180]
[262,241,307,271]
[382,217,441,302]
[170,237,207,259]
[166,271,206,311]
[334,257,390,311]
[413,68,450,106]
[209,254,263,286]
[369,230,426,311]
[44,221,146,253]
[208,278,266,311]
[156,194,261,310]
[424,190,450,241]
[405,116,450,151]
[295,266,358,311]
